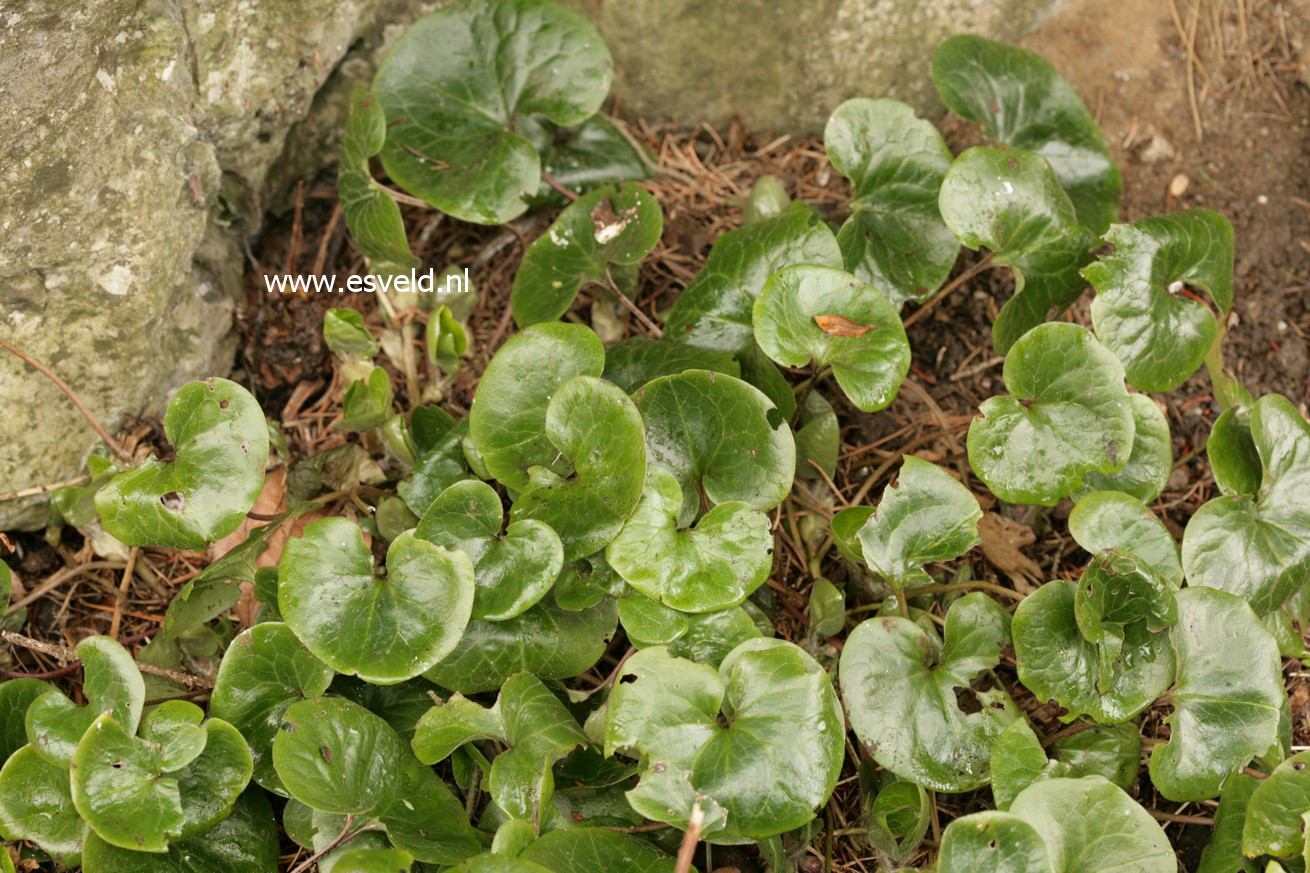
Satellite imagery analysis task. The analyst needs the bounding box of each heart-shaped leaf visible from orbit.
[856,456,982,590]
[605,465,773,612]
[26,636,144,768]
[374,0,611,225]
[339,367,394,432]
[468,323,605,492]
[0,678,53,764]
[967,323,1134,505]
[606,639,844,842]
[1182,394,1310,614]
[809,577,845,638]
[1084,210,1234,392]
[1208,406,1262,496]
[425,598,617,694]
[528,115,654,207]
[509,376,647,562]
[511,183,662,327]
[932,35,1122,235]
[753,264,911,412]
[139,701,207,772]
[278,518,474,683]
[1242,750,1310,858]
[519,827,677,872]
[824,98,959,307]
[1068,491,1182,587]
[840,593,1018,791]
[273,697,481,864]
[634,370,796,522]
[1013,578,1173,724]
[210,622,335,794]
[1198,774,1261,873]
[0,745,87,865]
[831,505,875,566]
[939,148,1096,354]
[1148,587,1283,802]
[664,203,843,353]
[939,777,1173,873]
[399,407,471,516]
[1074,394,1171,504]
[79,789,280,873]
[339,90,417,276]
[601,337,740,393]
[417,480,563,621]
[95,379,269,549]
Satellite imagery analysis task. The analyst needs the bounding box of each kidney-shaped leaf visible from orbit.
[1182,394,1310,614]
[26,636,144,768]
[1075,394,1171,504]
[0,745,87,866]
[856,456,982,590]
[339,90,418,275]
[664,203,842,353]
[635,370,795,523]
[468,323,604,492]
[417,480,563,621]
[1084,210,1234,393]
[95,379,269,549]
[932,35,1122,236]
[753,264,910,412]
[840,593,1019,791]
[374,0,611,225]
[1243,750,1310,858]
[279,518,474,684]
[1148,587,1283,802]
[1069,491,1182,587]
[511,183,662,326]
[967,323,1134,505]
[606,465,773,612]
[606,639,844,842]
[939,148,1096,354]
[825,98,959,307]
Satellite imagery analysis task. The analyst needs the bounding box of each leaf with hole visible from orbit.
[967,323,1134,505]
[1084,210,1234,392]
[825,97,958,307]
[753,264,910,412]
[278,518,474,683]
[511,183,662,327]
[840,593,1019,791]
[939,148,1096,354]
[95,379,269,549]
[338,90,418,276]
[1182,394,1310,615]
[373,0,611,225]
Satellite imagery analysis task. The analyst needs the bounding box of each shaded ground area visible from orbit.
[2,0,1308,870]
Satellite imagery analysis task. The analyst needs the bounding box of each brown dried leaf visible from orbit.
[978,511,1042,593]
[814,313,874,337]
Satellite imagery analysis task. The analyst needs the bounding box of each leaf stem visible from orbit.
[540,171,580,202]
[1202,319,1251,411]
[604,267,663,338]
[0,335,134,464]
[289,815,364,873]
[912,580,1025,602]
[0,474,91,503]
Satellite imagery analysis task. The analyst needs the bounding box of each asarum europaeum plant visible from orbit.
[4,1,1309,871]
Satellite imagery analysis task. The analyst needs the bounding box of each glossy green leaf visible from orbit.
[338,90,417,276]
[753,264,911,411]
[863,778,930,865]
[939,148,1096,354]
[530,115,654,207]
[1243,750,1310,858]
[990,720,1068,810]
[169,718,255,838]
[1149,587,1283,801]
[398,407,471,517]
[510,376,647,562]
[1076,395,1171,503]
[426,306,467,375]
[967,323,1134,505]
[932,35,1122,235]
[617,591,689,647]
[417,480,563,621]
[1182,394,1310,614]
[519,827,678,872]
[794,390,839,480]
[375,496,418,543]
[601,337,740,393]
[1198,773,1261,873]
[1208,406,1262,497]
[0,745,87,865]
[809,577,845,637]
[1050,722,1142,793]
[26,636,145,768]
[744,176,790,224]
[279,518,474,683]
[425,598,617,694]
[1068,491,1182,587]
[606,465,772,612]
[857,455,982,589]
[0,679,53,764]
[664,203,843,353]
[841,593,1018,791]
[333,848,414,873]
[324,308,379,359]
[736,341,798,421]
[1074,551,1177,692]
[1084,210,1234,392]
[664,604,764,668]
[825,97,958,307]
[606,640,844,842]
[139,702,207,772]
[339,367,394,432]
[330,676,436,743]
[938,810,1053,873]
[468,323,605,492]
[1013,578,1173,724]
[374,0,611,225]
[634,370,795,522]
[210,622,335,795]
[95,379,269,549]
[512,183,662,327]
[830,505,874,566]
